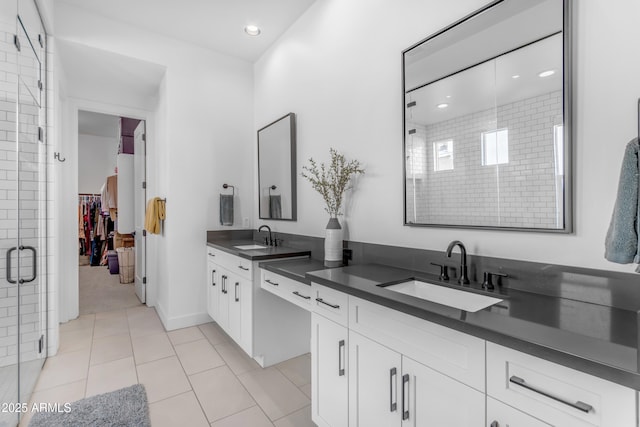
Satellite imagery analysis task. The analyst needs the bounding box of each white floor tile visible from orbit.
[85,356,138,397]
[149,391,209,427]
[274,405,315,427]
[34,349,90,392]
[136,356,191,403]
[190,365,255,423]
[167,326,204,346]
[131,332,175,365]
[174,339,225,375]
[238,367,310,421]
[215,342,260,376]
[275,353,311,387]
[90,334,133,366]
[211,405,274,427]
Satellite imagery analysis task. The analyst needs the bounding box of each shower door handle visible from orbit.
[6,246,17,284]
[19,246,37,284]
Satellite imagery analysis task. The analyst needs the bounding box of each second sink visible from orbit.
[380,280,503,312]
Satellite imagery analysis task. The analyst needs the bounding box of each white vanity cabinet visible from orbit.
[487,397,552,427]
[311,282,350,427]
[206,245,311,366]
[311,283,485,427]
[487,342,636,427]
[205,247,252,355]
[347,301,484,427]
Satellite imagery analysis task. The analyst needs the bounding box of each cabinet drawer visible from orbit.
[349,296,486,391]
[487,397,552,427]
[311,283,348,326]
[207,246,253,279]
[261,270,312,311]
[487,342,636,427]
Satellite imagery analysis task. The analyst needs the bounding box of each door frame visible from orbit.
[58,97,155,324]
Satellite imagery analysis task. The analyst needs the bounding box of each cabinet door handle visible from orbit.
[19,246,37,283]
[235,282,239,302]
[338,339,345,376]
[402,374,409,420]
[292,291,311,300]
[221,275,227,294]
[6,247,17,284]
[316,297,340,309]
[265,279,279,286]
[509,376,593,413]
[238,265,249,271]
[211,269,216,286]
[389,367,397,412]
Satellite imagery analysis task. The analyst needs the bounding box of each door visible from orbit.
[0,5,48,426]
[206,259,220,321]
[228,273,242,341]
[311,312,349,427]
[134,121,146,302]
[218,270,230,331]
[349,331,402,427]
[402,356,485,427]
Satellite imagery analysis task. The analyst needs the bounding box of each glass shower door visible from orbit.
[15,13,47,412]
[0,6,47,425]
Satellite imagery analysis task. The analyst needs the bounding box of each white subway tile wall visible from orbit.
[406,90,563,228]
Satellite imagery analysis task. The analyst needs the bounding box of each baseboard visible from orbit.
[156,304,212,331]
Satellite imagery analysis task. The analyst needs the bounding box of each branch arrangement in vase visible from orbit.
[301,148,365,217]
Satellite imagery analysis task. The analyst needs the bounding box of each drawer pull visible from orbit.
[316,298,340,309]
[509,376,593,413]
[238,265,250,271]
[207,252,215,257]
[221,275,227,294]
[338,339,345,376]
[293,291,310,300]
[211,269,216,287]
[402,374,409,420]
[389,367,397,412]
[265,279,279,286]
[235,282,239,302]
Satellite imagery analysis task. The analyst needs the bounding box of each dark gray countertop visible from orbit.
[258,260,639,390]
[206,238,311,261]
[307,264,639,389]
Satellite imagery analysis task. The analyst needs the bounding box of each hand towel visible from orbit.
[605,137,639,267]
[144,197,166,234]
[269,195,282,219]
[220,194,234,226]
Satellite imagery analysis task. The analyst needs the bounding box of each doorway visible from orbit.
[76,110,147,315]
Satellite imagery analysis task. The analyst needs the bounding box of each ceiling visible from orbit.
[56,0,318,62]
[78,110,120,138]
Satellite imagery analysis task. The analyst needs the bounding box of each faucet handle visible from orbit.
[430,262,450,281]
[482,271,508,290]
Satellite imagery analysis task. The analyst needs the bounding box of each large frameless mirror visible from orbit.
[403,0,572,232]
[258,113,297,221]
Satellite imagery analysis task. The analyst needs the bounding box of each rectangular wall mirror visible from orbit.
[258,113,297,221]
[403,0,572,232]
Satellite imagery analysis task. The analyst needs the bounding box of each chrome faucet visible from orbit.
[258,225,273,246]
[446,240,470,285]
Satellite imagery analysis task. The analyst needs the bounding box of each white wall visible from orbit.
[77,134,118,194]
[53,2,254,329]
[254,0,640,273]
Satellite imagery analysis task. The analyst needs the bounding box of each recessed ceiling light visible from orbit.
[244,25,261,36]
[436,103,449,109]
[445,95,451,99]
[538,69,555,78]
[511,74,520,79]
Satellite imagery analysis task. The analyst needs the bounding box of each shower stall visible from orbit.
[0,1,49,426]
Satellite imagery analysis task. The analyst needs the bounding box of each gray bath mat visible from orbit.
[29,384,150,427]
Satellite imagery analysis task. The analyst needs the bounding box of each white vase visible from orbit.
[324,217,343,268]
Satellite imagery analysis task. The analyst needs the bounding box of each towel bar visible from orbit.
[222,183,234,197]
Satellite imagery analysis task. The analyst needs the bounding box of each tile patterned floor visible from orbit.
[21,307,315,427]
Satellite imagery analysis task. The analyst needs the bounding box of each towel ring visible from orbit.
[268,185,277,196]
[222,183,235,197]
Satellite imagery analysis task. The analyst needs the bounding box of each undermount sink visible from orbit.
[233,244,267,250]
[380,280,503,312]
